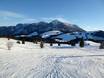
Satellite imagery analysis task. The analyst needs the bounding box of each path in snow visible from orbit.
[0,54,104,78]
[24,56,104,78]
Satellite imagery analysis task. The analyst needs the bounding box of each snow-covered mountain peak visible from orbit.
[50,19,77,28]
[50,20,63,25]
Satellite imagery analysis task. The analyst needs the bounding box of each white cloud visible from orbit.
[0,11,37,26]
[0,11,25,18]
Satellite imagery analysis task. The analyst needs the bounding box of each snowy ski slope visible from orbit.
[0,38,104,78]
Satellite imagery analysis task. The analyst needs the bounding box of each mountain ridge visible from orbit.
[0,20,85,37]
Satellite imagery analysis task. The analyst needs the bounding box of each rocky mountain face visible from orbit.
[0,20,85,37]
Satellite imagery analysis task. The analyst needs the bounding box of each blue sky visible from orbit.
[0,0,104,31]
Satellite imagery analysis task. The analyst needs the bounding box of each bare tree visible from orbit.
[7,41,13,50]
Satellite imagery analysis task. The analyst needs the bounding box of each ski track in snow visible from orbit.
[0,55,104,78]
[30,56,104,78]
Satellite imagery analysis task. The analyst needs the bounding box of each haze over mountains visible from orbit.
[0,20,85,37]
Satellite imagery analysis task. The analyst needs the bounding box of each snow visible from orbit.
[27,32,38,37]
[41,30,62,38]
[0,38,104,78]
[54,33,76,41]
[51,32,88,42]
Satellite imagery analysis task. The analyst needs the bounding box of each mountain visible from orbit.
[93,30,104,38]
[0,20,85,37]
[87,30,104,42]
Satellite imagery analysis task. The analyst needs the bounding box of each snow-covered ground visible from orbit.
[0,38,104,78]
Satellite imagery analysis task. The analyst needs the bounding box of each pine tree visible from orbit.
[70,41,76,46]
[40,41,44,48]
[79,38,84,47]
[22,39,25,44]
[58,43,60,46]
[50,43,53,46]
